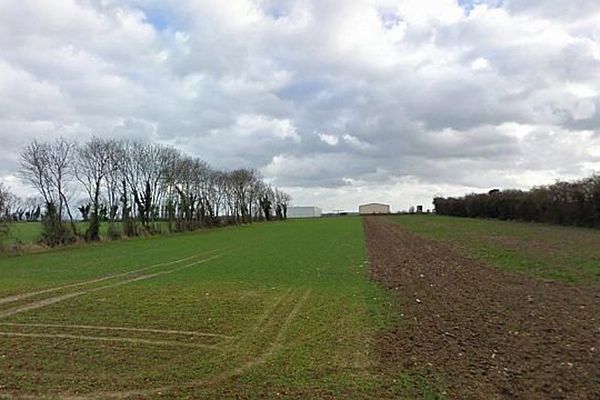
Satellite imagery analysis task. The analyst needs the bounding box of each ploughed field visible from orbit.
[367,215,600,399]
[1,215,599,399]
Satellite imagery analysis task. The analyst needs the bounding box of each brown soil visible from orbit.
[363,216,600,400]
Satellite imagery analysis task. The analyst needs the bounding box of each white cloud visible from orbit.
[318,133,339,146]
[470,57,491,71]
[229,114,300,141]
[0,0,599,211]
[343,134,372,150]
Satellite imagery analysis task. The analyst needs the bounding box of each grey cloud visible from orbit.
[0,0,599,211]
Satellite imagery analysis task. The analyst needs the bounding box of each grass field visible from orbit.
[390,214,600,283]
[1,221,170,246]
[2,215,599,398]
[1,222,43,245]
[0,218,434,399]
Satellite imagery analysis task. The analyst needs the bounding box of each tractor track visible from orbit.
[0,322,234,339]
[0,252,219,306]
[0,331,220,350]
[0,288,312,400]
[0,253,226,319]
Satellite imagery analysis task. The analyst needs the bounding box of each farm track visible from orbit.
[363,216,600,400]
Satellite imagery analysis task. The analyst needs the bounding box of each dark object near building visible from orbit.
[416,205,423,213]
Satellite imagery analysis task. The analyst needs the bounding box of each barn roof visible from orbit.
[359,202,390,207]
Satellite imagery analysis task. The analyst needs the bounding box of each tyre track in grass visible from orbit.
[76,288,313,400]
[234,288,312,370]
[0,288,312,400]
[0,252,228,319]
[0,322,234,340]
[237,288,295,340]
[0,249,222,306]
[0,331,220,350]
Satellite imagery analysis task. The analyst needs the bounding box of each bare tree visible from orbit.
[74,136,113,241]
[257,183,274,221]
[98,139,124,238]
[279,191,291,219]
[17,136,291,244]
[163,152,198,231]
[122,142,178,231]
[0,183,12,242]
[18,139,76,245]
[47,138,77,233]
[229,168,259,223]
[273,189,291,220]
[18,140,55,206]
[206,170,227,223]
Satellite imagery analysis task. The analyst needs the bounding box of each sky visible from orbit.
[0,0,599,212]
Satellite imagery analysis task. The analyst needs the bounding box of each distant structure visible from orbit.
[416,205,423,213]
[359,203,390,215]
[287,206,323,219]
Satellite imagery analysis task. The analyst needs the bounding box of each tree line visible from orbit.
[433,174,600,228]
[1,137,290,246]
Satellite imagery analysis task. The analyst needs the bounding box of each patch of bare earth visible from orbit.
[363,216,600,400]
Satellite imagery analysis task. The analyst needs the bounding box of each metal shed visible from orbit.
[287,206,323,218]
[359,203,390,215]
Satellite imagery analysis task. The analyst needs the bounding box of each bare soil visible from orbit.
[363,216,600,400]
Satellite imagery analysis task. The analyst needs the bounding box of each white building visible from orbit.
[287,206,322,218]
[359,203,390,215]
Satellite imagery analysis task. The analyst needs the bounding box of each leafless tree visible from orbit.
[122,142,178,230]
[163,152,202,231]
[206,170,227,222]
[103,139,125,236]
[257,183,274,221]
[46,138,77,231]
[273,189,291,219]
[74,136,112,240]
[18,139,77,245]
[0,183,12,242]
[228,168,259,223]
[18,140,55,207]
[16,136,292,243]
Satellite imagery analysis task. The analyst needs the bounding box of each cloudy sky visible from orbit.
[1,0,599,211]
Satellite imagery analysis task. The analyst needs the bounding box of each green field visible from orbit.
[1,221,170,247]
[1,222,43,245]
[0,218,431,399]
[4,215,597,399]
[390,214,600,283]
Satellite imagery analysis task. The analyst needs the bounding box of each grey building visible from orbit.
[359,203,391,215]
[287,206,323,218]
